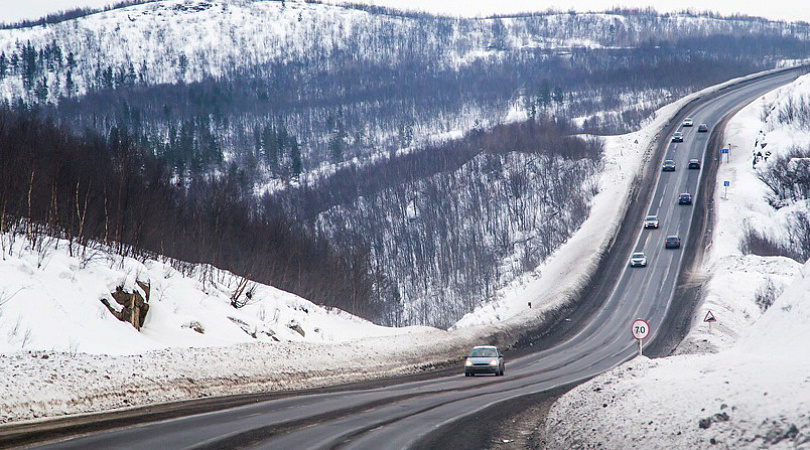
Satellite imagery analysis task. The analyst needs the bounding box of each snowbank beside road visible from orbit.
[544,73,810,449]
[546,260,810,449]
[0,234,470,423]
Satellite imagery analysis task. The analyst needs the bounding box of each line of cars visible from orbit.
[468,117,711,376]
[633,190,691,266]
[672,118,708,143]
[662,158,701,171]
[633,118,706,267]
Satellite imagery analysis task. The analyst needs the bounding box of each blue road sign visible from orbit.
[721,148,729,154]
[724,181,730,187]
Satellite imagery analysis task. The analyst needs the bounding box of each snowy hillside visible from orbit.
[0,232,424,355]
[544,74,810,449]
[1,0,806,104]
[0,67,769,424]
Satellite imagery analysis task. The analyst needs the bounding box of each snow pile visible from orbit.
[544,74,810,448]
[546,261,810,449]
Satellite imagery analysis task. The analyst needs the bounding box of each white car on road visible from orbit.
[630,252,648,267]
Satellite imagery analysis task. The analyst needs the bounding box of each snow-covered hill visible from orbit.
[1,0,806,104]
[0,232,426,356]
[0,65,768,424]
[544,73,810,449]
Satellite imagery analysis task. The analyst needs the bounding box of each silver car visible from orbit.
[644,215,659,229]
[630,252,648,267]
[464,346,505,376]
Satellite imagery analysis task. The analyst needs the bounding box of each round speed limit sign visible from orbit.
[631,319,650,340]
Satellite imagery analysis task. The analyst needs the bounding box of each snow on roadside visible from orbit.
[543,74,810,449]
[0,234,457,423]
[545,261,810,449]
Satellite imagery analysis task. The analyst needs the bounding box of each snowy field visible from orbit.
[544,74,810,448]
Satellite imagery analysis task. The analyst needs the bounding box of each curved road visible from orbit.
[29,69,802,450]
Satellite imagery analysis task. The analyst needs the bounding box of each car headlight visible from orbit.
[489,360,498,366]
[465,359,473,367]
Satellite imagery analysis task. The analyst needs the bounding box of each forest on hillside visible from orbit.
[0,106,383,319]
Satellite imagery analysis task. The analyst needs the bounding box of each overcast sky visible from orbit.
[1,0,808,24]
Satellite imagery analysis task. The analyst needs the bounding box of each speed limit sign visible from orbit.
[631,319,650,340]
[631,319,650,356]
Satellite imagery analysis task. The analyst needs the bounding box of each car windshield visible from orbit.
[667,237,678,242]
[646,216,656,220]
[469,348,498,357]
[632,253,644,258]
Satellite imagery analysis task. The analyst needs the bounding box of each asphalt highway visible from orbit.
[28,69,802,450]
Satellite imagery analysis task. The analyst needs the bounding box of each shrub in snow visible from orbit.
[182,321,205,334]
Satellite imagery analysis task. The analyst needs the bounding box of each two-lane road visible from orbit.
[28,69,802,450]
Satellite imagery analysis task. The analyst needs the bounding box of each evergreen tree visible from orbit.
[35,76,48,103]
[290,137,302,178]
[329,132,343,162]
[21,41,37,91]
[65,70,74,97]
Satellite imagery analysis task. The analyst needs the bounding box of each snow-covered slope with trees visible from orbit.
[3,0,806,103]
[544,73,810,449]
[0,233,426,355]
[4,0,809,328]
[0,68,763,424]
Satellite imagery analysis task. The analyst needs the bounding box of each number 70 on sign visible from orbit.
[631,318,650,356]
[632,319,650,340]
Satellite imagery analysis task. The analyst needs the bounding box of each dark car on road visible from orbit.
[678,192,693,205]
[665,235,681,249]
[698,123,708,132]
[464,346,505,376]
[688,159,701,169]
[662,160,676,171]
[671,132,684,143]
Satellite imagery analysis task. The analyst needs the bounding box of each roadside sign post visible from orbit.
[631,318,650,357]
[723,180,730,199]
[704,310,717,334]
[721,147,729,163]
